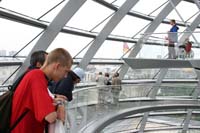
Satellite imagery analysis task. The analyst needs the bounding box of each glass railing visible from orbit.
[65,83,200,133]
[0,83,199,132]
[138,32,200,60]
[102,113,200,133]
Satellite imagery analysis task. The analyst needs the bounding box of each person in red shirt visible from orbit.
[10,48,73,133]
[185,41,192,53]
[179,38,192,58]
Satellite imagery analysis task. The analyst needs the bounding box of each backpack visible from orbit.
[0,71,28,133]
[106,81,111,85]
[104,79,111,85]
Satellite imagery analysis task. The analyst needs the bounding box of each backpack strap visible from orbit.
[7,71,30,132]
[10,71,28,92]
[10,110,29,131]
[194,67,200,70]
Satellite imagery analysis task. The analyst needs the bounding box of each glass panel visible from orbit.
[47,33,93,58]
[166,1,199,22]
[86,64,121,82]
[93,40,135,59]
[132,0,168,16]
[0,66,18,85]
[40,0,70,22]
[137,45,168,59]
[190,114,200,126]
[111,15,150,38]
[192,48,200,59]
[102,117,142,133]
[158,84,196,96]
[165,68,196,79]
[66,0,114,32]
[0,18,43,56]
[124,68,160,80]
[192,30,200,47]
[124,67,197,80]
[0,0,63,19]
[188,130,200,133]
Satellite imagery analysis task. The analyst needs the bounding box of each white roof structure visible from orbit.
[1,0,200,132]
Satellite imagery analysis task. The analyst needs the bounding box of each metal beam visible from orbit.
[0,0,199,30]
[94,0,193,27]
[0,61,22,67]
[78,0,139,69]
[179,13,200,43]
[179,10,200,133]
[182,109,193,133]
[138,68,168,133]
[139,112,149,133]
[1,2,200,44]
[14,0,87,79]
[193,0,200,9]
[131,1,182,132]
[149,69,169,98]
[0,8,47,28]
[169,0,198,45]
[119,0,182,79]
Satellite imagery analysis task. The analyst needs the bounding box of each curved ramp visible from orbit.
[123,58,200,69]
[80,103,200,133]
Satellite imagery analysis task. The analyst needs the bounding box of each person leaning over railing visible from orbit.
[49,67,85,102]
[10,48,72,133]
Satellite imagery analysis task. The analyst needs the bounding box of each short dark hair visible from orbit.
[170,19,176,24]
[105,72,109,77]
[30,50,48,67]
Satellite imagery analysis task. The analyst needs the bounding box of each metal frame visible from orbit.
[78,0,139,69]
[14,0,87,78]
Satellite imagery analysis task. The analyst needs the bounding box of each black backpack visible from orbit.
[0,71,28,133]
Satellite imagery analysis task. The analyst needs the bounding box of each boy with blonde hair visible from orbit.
[10,48,72,133]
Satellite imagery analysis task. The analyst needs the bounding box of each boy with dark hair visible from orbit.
[29,50,48,70]
[49,67,85,102]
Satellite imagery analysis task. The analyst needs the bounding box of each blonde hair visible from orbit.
[45,48,72,67]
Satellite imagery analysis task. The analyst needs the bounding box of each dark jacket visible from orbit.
[168,24,179,43]
[170,24,179,32]
[49,71,80,102]
[49,77,74,101]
